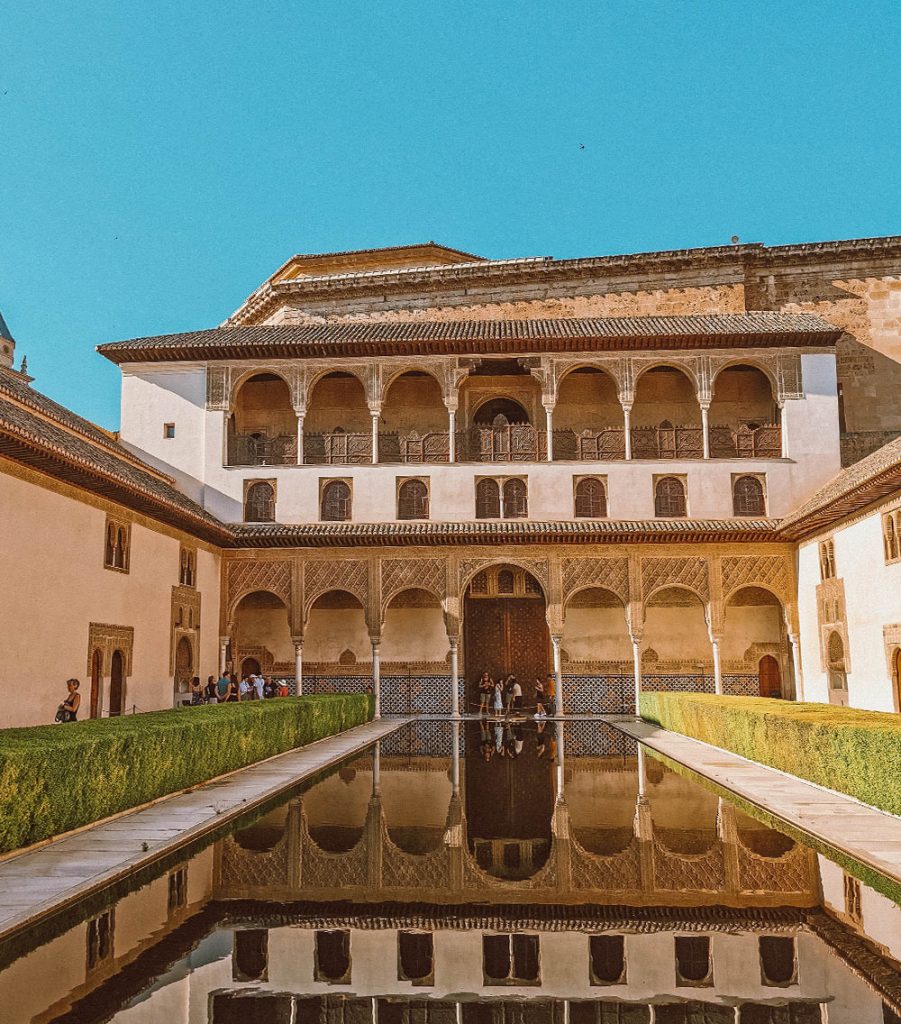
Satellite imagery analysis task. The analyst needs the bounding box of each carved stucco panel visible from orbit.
[380,557,447,611]
[641,556,710,603]
[720,555,793,604]
[561,557,630,606]
[226,559,293,618]
[302,558,369,615]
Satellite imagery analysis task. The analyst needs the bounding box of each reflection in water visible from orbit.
[0,721,898,1024]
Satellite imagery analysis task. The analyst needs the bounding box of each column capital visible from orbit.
[292,637,303,650]
[448,636,459,650]
[369,635,382,648]
[629,631,643,645]
[367,402,382,416]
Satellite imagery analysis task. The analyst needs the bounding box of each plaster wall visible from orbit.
[304,607,370,663]
[796,498,901,711]
[235,596,294,665]
[554,370,622,430]
[381,606,448,661]
[381,374,448,434]
[817,855,901,961]
[0,463,221,727]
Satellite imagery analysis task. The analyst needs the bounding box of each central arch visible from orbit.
[462,564,550,712]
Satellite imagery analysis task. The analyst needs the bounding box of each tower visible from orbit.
[0,309,14,369]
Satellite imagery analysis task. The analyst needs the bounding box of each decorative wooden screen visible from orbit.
[503,479,528,519]
[321,480,351,522]
[244,482,275,523]
[574,477,607,518]
[732,476,765,516]
[476,479,501,519]
[397,479,429,520]
[654,477,686,518]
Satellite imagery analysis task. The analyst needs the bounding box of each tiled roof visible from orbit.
[97,313,841,364]
[232,518,780,548]
[779,435,901,539]
[0,375,231,544]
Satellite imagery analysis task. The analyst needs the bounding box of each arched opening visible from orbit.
[476,478,501,519]
[244,481,275,523]
[710,365,780,458]
[320,480,351,521]
[473,397,531,426]
[573,477,607,518]
[733,475,766,516]
[304,372,371,464]
[723,587,787,699]
[305,590,369,670]
[381,588,449,716]
[827,631,849,705]
[562,587,631,713]
[109,649,125,716]
[303,762,369,852]
[643,587,711,693]
[631,366,702,459]
[461,362,543,463]
[234,591,292,679]
[90,649,103,719]
[380,371,449,463]
[554,367,625,460]
[502,478,528,518]
[233,806,289,852]
[397,479,429,520]
[648,758,719,852]
[227,373,297,466]
[654,476,687,518]
[174,635,193,699]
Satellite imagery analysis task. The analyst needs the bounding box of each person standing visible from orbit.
[533,677,546,719]
[492,678,504,716]
[215,672,230,702]
[545,672,557,716]
[253,674,265,701]
[189,676,204,705]
[56,679,81,722]
[478,671,492,715]
[239,675,252,701]
[226,674,239,702]
[205,675,219,703]
[510,676,523,715]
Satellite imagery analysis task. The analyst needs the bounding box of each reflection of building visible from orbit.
[1,236,900,724]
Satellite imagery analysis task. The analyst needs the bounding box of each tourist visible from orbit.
[226,673,239,702]
[239,675,252,701]
[545,673,557,716]
[205,675,218,703]
[278,679,290,697]
[478,671,492,714]
[510,676,523,714]
[215,672,230,702]
[492,678,504,716]
[263,676,277,699]
[533,677,547,719]
[253,673,265,700]
[55,678,81,723]
[189,676,204,705]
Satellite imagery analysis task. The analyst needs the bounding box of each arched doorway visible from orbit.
[109,650,125,716]
[758,655,782,698]
[463,564,550,710]
[174,636,193,700]
[827,632,849,706]
[241,657,262,678]
[90,649,103,719]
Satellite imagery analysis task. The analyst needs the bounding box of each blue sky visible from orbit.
[1,1,899,428]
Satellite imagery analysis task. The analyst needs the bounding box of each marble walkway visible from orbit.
[607,716,901,886]
[0,717,407,943]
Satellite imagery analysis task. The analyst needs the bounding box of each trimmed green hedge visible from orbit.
[639,692,901,816]
[0,694,373,854]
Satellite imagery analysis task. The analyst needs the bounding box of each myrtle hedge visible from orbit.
[639,692,901,816]
[0,693,373,853]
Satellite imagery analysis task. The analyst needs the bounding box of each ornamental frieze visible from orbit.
[561,557,630,607]
[641,556,710,603]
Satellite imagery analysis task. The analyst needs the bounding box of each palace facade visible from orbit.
[1,237,900,726]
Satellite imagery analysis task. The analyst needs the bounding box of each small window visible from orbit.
[398,479,429,520]
[819,539,836,580]
[245,481,275,523]
[476,479,501,519]
[163,423,176,439]
[674,935,712,987]
[321,480,351,522]
[883,510,901,564]
[759,935,796,986]
[574,477,607,518]
[733,475,766,516]
[179,546,196,587]
[233,928,268,982]
[103,517,130,573]
[503,478,528,518]
[168,867,187,913]
[589,934,626,985]
[315,929,351,983]
[497,569,515,594]
[398,931,434,984]
[655,477,687,518]
[843,872,863,924]
[86,909,115,972]
[482,933,540,985]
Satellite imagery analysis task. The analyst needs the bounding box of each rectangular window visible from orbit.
[315,929,351,983]
[674,935,712,987]
[589,934,626,985]
[178,545,197,587]
[397,930,434,984]
[103,516,131,573]
[818,539,836,580]
[843,873,863,925]
[86,909,115,972]
[168,867,187,913]
[482,933,540,985]
[163,422,176,439]
[232,928,269,982]
[759,935,797,986]
[883,510,900,564]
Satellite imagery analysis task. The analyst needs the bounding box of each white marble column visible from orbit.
[370,411,379,464]
[637,745,647,799]
[449,637,460,718]
[371,638,381,719]
[293,639,303,695]
[551,634,563,715]
[779,401,789,459]
[622,404,633,461]
[710,634,723,695]
[372,744,381,795]
[447,407,457,463]
[219,637,229,676]
[631,634,642,713]
[555,710,566,800]
[788,632,804,701]
[544,404,554,462]
[701,403,711,460]
[451,721,461,796]
[296,414,305,465]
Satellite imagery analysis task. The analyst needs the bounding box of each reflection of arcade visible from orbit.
[466,721,555,879]
[464,565,550,711]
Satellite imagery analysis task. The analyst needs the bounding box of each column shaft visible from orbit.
[449,638,460,717]
[623,406,632,461]
[552,635,563,715]
[701,404,710,459]
[780,402,789,458]
[631,637,642,713]
[371,412,379,464]
[293,640,303,696]
[545,406,554,461]
[789,632,804,701]
[371,639,381,719]
[219,638,229,676]
[711,635,723,695]
[296,416,304,465]
[448,409,456,463]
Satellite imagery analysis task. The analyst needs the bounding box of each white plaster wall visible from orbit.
[797,500,901,711]
[0,466,221,727]
[818,855,901,961]
[381,607,449,661]
[304,607,370,663]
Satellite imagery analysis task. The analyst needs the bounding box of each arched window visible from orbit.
[476,479,501,519]
[115,528,127,568]
[574,477,607,518]
[654,477,686,518]
[733,475,766,516]
[179,548,196,587]
[397,479,428,520]
[105,524,116,567]
[321,480,351,522]
[245,482,275,523]
[503,479,528,518]
[497,569,515,594]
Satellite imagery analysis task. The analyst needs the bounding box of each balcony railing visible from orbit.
[709,424,781,459]
[378,431,454,464]
[227,433,297,466]
[304,432,372,465]
[466,425,548,462]
[630,425,705,460]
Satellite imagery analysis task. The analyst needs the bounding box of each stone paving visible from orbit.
[607,716,901,885]
[0,717,407,942]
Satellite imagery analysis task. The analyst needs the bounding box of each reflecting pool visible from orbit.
[0,721,898,1023]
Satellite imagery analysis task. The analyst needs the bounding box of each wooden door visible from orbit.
[90,649,102,719]
[758,655,781,698]
[175,636,193,698]
[109,649,125,716]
